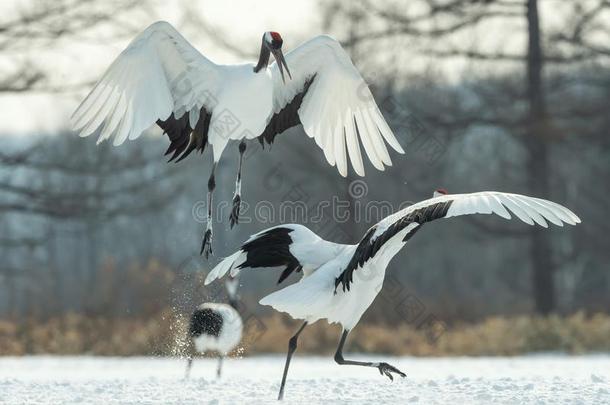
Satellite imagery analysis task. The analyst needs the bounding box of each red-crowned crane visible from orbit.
[185,276,242,379]
[71,21,405,258]
[204,189,580,400]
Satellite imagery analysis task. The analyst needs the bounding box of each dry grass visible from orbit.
[1,311,609,356]
[248,312,610,356]
[0,309,182,356]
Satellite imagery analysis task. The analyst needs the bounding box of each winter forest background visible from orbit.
[0,0,608,355]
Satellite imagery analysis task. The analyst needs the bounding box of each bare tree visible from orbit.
[323,0,609,314]
[0,0,184,317]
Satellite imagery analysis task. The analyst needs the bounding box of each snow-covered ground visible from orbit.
[0,355,608,404]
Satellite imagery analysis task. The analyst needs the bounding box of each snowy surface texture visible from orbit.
[1,355,609,404]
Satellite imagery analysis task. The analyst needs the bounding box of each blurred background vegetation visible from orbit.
[0,0,608,355]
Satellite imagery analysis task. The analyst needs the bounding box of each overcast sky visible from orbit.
[0,0,597,137]
[0,0,320,136]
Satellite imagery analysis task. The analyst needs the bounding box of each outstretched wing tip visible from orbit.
[204,271,221,285]
[76,129,89,138]
[112,137,125,147]
[568,210,581,224]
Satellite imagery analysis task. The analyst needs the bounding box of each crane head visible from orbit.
[264,31,283,49]
[433,188,448,198]
[264,31,292,84]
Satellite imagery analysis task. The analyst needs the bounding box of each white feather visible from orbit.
[208,191,579,333]
[205,250,243,285]
[270,35,402,176]
[192,303,242,354]
[73,21,219,145]
[344,111,365,176]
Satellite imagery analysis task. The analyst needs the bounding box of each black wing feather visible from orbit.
[237,227,302,284]
[335,200,454,292]
[258,75,316,146]
[156,106,211,162]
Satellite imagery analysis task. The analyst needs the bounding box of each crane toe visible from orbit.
[377,362,406,381]
[229,194,241,229]
[201,228,213,258]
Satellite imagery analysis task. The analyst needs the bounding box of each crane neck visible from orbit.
[254,40,270,73]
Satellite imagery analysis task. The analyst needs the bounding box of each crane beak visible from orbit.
[272,49,292,84]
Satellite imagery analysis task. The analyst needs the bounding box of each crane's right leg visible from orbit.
[334,329,406,380]
[201,162,216,258]
[277,321,308,401]
[229,141,246,228]
[185,356,193,379]
[216,355,223,378]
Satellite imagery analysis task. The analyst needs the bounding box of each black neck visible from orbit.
[253,38,270,73]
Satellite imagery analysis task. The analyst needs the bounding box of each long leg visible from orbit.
[185,356,193,379]
[216,355,223,378]
[229,141,246,228]
[334,329,406,381]
[278,321,308,401]
[201,162,216,258]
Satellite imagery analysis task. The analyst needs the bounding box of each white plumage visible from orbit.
[185,278,243,379]
[72,22,402,174]
[205,190,580,399]
[269,35,404,176]
[191,303,243,354]
[71,22,404,257]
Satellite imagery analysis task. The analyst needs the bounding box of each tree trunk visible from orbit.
[526,0,555,314]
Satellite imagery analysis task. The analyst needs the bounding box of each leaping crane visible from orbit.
[72,21,405,257]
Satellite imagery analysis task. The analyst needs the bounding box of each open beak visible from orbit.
[272,49,292,84]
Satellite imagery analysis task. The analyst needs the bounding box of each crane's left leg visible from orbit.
[334,330,406,381]
[201,162,216,258]
[229,141,246,228]
[216,355,223,378]
[185,356,193,379]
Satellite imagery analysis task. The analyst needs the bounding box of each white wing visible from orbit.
[71,21,220,146]
[270,35,404,177]
[336,191,580,292]
[376,191,581,237]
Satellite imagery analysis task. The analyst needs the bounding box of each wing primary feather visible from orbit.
[487,193,512,220]
[354,110,384,171]
[334,124,348,177]
[497,194,535,225]
[372,109,404,154]
[519,196,563,226]
[363,108,392,166]
[345,115,365,176]
[507,195,548,227]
